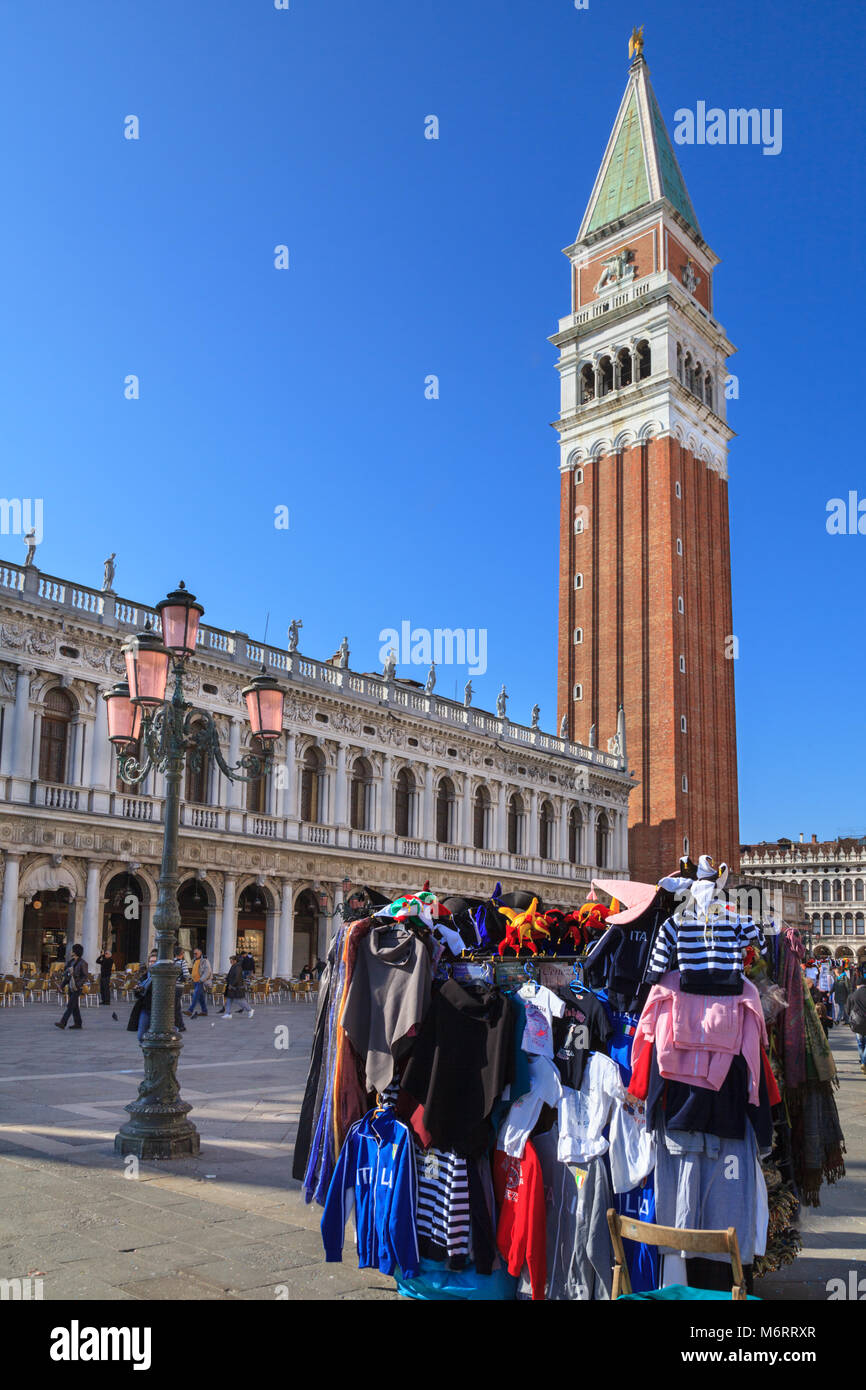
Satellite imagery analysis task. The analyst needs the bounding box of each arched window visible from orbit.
[694,362,703,399]
[598,356,614,398]
[184,721,210,804]
[39,688,73,784]
[436,776,455,845]
[616,348,632,388]
[473,785,491,850]
[676,342,683,382]
[507,793,524,855]
[596,811,610,868]
[300,746,324,824]
[579,364,595,404]
[844,878,853,901]
[822,879,831,902]
[856,914,865,936]
[245,736,269,814]
[350,757,373,831]
[568,806,582,864]
[539,801,555,861]
[845,913,854,935]
[705,373,714,410]
[833,879,842,902]
[636,339,651,379]
[857,879,864,902]
[834,913,843,936]
[684,352,693,393]
[811,880,820,902]
[395,767,415,838]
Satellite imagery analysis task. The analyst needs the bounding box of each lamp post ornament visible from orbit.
[103,583,285,1158]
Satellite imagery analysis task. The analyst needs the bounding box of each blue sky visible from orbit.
[0,0,862,843]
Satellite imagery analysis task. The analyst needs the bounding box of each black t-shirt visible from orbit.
[551,985,613,1090]
[399,979,515,1156]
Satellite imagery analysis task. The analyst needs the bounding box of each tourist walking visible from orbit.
[845,978,866,1073]
[95,946,114,1006]
[54,944,88,1030]
[185,947,212,1018]
[833,967,850,1025]
[222,955,255,1019]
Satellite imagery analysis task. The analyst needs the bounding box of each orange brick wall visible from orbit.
[557,438,739,880]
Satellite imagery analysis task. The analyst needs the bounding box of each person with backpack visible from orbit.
[845,977,866,1073]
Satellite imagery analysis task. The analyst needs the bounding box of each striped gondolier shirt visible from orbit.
[647,911,767,995]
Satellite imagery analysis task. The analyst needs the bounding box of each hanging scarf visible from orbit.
[779,929,806,1095]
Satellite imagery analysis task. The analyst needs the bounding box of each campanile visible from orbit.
[552,36,740,881]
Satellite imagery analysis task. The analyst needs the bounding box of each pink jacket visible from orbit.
[632,972,767,1104]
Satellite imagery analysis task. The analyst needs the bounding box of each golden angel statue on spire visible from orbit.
[628,25,644,60]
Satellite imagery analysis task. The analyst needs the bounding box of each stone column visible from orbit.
[282,732,297,823]
[90,692,113,814]
[560,800,570,865]
[317,909,330,961]
[422,765,434,846]
[462,776,472,848]
[81,860,102,966]
[334,744,348,829]
[0,852,22,973]
[0,694,14,778]
[276,880,294,976]
[528,789,540,859]
[495,782,507,854]
[11,668,34,789]
[219,874,237,972]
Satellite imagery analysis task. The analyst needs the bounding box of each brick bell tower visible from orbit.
[552,34,740,882]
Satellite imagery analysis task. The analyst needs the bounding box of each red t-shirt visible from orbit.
[493,1142,546,1300]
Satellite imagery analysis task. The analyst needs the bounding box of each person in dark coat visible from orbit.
[54,944,88,1030]
[95,947,114,1006]
[127,950,157,1042]
[221,955,254,1019]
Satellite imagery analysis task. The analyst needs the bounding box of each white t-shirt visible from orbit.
[557,1052,656,1191]
[557,1052,621,1164]
[499,1056,562,1159]
[608,1091,655,1195]
[518,982,566,1059]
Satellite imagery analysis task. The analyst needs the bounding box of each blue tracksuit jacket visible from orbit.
[321,1108,420,1277]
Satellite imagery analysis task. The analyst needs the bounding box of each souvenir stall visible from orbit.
[292,858,846,1300]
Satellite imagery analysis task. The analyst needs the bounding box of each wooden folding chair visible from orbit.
[607,1208,748,1300]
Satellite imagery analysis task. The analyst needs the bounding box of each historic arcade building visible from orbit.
[0,560,633,977]
[740,836,866,963]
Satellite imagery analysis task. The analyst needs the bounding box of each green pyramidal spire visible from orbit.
[580,52,701,241]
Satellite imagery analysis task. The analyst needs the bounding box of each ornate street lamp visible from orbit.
[104,583,285,1159]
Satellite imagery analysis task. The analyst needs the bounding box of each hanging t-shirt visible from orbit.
[518,983,566,1059]
[499,1056,562,1159]
[608,1090,655,1195]
[557,1052,622,1165]
[551,986,613,1090]
[493,1141,547,1301]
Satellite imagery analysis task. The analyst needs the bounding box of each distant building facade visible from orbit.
[740,835,866,963]
[0,559,634,976]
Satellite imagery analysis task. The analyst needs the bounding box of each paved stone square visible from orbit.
[0,994,863,1301]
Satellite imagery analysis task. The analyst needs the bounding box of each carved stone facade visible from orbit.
[740,837,866,963]
[0,562,634,975]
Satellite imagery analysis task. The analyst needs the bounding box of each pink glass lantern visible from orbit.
[242,668,285,745]
[124,627,170,708]
[103,681,143,748]
[156,582,204,658]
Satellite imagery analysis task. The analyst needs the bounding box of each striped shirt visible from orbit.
[415,1147,472,1266]
[647,913,766,990]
